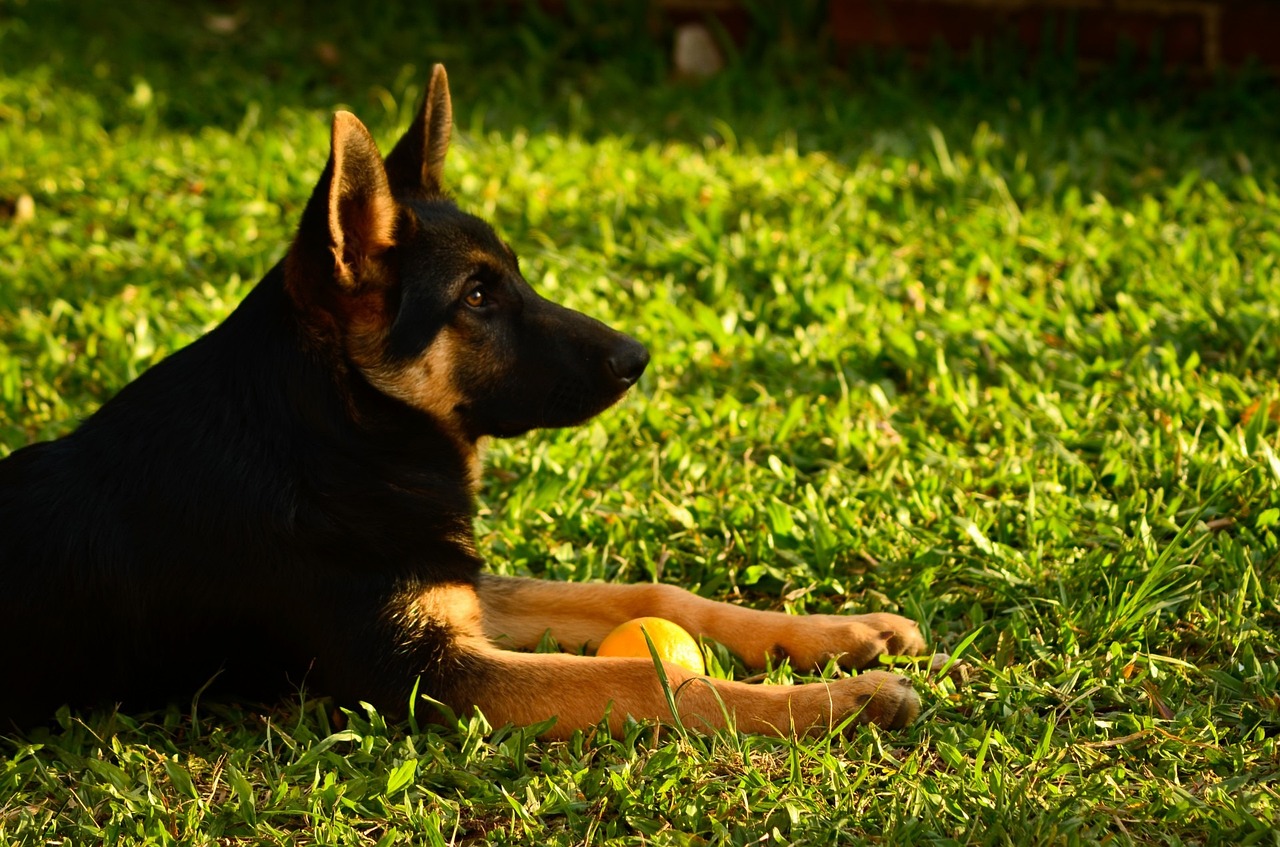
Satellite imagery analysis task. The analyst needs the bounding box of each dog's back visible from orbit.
[0,289,263,722]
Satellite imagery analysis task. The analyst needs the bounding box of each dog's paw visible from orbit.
[775,612,926,670]
[828,670,921,730]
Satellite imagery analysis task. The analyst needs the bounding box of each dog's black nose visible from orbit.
[607,341,650,387]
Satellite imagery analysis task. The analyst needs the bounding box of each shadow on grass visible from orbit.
[4,0,1279,205]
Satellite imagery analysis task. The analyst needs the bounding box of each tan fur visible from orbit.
[281,112,398,346]
[410,579,920,739]
[365,328,465,426]
[477,575,925,670]
[453,650,919,740]
[445,576,927,738]
[417,582,484,633]
[348,326,484,491]
[468,437,488,494]
[328,112,397,290]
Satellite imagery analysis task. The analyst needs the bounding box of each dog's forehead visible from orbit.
[387,200,518,359]
[402,200,514,270]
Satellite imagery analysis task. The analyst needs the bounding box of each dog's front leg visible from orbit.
[476,575,925,671]
[442,641,920,739]
[405,581,920,737]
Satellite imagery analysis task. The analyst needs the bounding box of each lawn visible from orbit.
[2,1,1279,844]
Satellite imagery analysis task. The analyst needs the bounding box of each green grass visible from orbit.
[3,1,1280,843]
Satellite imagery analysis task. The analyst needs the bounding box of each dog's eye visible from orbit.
[464,287,487,309]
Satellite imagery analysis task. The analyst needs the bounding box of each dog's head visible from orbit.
[284,65,648,447]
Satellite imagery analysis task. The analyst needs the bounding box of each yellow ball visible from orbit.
[596,617,705,674]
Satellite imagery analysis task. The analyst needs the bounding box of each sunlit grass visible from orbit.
[2,1,1279,844]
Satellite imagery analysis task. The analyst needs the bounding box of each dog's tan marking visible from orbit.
[386,581,486,664]
[444,575,925,738]
[414,581,483,634]
[446,647,918,740]
[392,579,920,738]
[348,326,484,489]
[466,247,511,277]
[477,575,925,670]
[469,436,488,493]
[367,328,464,426]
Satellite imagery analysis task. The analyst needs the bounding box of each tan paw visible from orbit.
[829,670,920,730]
[776,612,926,670]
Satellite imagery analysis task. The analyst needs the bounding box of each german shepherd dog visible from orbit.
[0,66,925,737]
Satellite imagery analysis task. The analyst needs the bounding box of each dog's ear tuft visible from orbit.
[384,64,453,199]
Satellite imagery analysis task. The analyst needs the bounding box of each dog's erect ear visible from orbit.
[384,64,452,198]
[325,112,397,290]
[290,111,398,294]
